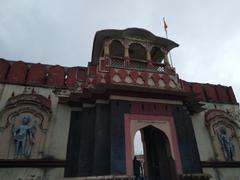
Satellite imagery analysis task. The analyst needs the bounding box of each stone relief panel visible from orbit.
[0,93,51,159]
[205,109,240,161]
[12,114,36,159]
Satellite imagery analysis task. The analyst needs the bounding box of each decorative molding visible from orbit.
[0,159,65,168]
[227,109,240,126]
[110,68,180,90]
[179,174,211,180]
[201,161,240,168]
[4,93,51,111]
[60,175,134,180]
[110,95,183,105]
[95,99,109,104]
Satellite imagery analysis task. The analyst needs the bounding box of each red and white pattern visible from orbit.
[83,65,180,91]
[110,68,180,90]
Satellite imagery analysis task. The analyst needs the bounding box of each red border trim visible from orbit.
[124,114,182,175]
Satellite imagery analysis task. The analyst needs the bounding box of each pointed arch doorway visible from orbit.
[142,126,177,180]
[125,114,182,180]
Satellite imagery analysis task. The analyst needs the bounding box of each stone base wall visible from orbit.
[179,174,211,180]
[203,167,240,180]
[60,175,134,180]
[61,174,211,180]
[0,168,64,180]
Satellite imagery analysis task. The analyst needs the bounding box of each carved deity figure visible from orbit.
[217,126,235,161]
[12,115,36,159]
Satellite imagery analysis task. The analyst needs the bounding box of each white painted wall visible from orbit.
[192,101,240,180]
[0,84,71,159]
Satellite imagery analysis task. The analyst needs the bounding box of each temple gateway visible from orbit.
[0,28,239,180]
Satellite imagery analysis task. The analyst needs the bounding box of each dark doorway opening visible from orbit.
[133,126,177,180]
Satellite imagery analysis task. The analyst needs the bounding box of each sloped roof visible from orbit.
[91,28,179,63]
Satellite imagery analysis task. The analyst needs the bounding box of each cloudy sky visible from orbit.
[1,0,239,155]
[0,0,239,102]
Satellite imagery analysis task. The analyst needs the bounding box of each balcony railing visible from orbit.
[110,56,166,72]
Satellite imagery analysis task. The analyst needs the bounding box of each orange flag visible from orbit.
[163,17,168,31]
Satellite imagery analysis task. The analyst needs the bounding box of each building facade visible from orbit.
[0,28,239,180]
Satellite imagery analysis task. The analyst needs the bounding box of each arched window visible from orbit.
[129,43,146,61]
[151,47,164,63]
[109,40,124,58]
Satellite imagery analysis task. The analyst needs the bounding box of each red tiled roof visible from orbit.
[180,80,237,104]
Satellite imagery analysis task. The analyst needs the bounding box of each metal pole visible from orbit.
[163,18,173,67]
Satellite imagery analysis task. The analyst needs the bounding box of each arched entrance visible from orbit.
[124,114,182,179]
[141,126,177,180]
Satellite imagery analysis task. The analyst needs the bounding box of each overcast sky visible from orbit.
[0,0,239,102]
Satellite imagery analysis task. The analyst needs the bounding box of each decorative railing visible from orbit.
[110,56,166,72]
[111,57,124,68]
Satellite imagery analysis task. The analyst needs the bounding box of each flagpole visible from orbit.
[163,17,173,67]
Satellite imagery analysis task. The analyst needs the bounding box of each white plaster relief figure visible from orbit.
[12,115,36,159]
[217,126,235,161]
[205,109,240,161]
[0,93,51,159]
